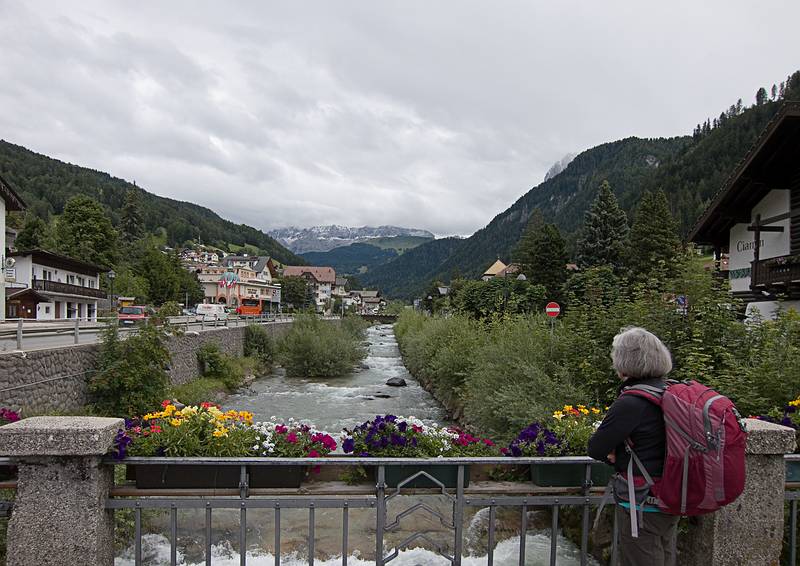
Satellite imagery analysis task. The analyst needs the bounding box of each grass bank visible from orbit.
[278,315,368,378]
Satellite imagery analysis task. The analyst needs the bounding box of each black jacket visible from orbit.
[587,377,667,477]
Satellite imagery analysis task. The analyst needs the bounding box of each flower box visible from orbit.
[786,460,800,482]
[371,464,471,489]
[248,465,306,488]
[530,462,614,487]
[126,463,307,489]
[0,465,16,482]
[127,464,243,489]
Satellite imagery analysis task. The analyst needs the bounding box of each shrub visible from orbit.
[170,378,227,406]
[197,343,245,390]
[89,322,171,418]
[278,315,366,378]
[244,324,275,367]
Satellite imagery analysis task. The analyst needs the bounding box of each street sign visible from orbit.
[545,302,561,318]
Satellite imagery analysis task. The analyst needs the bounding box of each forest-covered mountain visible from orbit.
[0,141,304,265]
[363,72,800,299]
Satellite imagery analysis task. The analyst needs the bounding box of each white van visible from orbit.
[195,303,228,321]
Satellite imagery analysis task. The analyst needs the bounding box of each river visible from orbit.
[117,324,595,565]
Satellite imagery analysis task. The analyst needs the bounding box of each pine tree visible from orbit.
[576,181,629,271]
[523,223,568,301]
[626,189,681,281]
[120,189,144,242]
[771,84,778,100]
[512,209,545,271]
[755,87,768,106]
[15,215,51,250]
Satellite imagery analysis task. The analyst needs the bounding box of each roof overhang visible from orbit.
[0,174,26,212]
[689,102,800,247]
[10,249,107,275]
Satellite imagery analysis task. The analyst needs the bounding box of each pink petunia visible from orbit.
[287,432,298,443]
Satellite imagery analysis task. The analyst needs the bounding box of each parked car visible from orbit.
[118,305,148,326]
[195,303,228,322]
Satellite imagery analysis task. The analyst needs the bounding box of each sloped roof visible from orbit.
[483,259,507,276]
[335,277,348,287]
[11,249,107,274]
[0,174,26,211]
[689,101,800,246]
[283,266,336,284]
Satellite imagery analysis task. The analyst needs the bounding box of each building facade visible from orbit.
[197,265,281,311]
[0,175,26,321]
[282,266,336,312]
[5,250,106,320]
[690,102,800,318]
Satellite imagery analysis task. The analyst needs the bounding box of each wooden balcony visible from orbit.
[32,279,107,299]
[751,255,800,291]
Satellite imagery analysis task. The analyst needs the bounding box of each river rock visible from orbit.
[359,362,370,370]
[385,377,407,387]
[374,393,392,399]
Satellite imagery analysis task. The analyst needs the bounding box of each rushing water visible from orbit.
[117,324,595,565]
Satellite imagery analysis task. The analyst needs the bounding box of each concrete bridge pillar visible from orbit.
[684,418,796,566]
[0,416,122,566]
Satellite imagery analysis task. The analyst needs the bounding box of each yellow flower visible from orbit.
[790,399,800,407]
[553,411,564,420]
[591,408,601,414]
[580,408,589,415]
[180,406,198,417]
[170,418,182,427]
[163,405,176,416]
[213,426,229,437]
[563,405,573,411]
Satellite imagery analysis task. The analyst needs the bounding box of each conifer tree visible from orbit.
[626,189,681,281]
[521,223,568,301]
[120,188,144,242]
[512,209,544,271]
[576,181,629,271]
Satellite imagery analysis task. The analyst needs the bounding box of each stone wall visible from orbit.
[0,320,302,413]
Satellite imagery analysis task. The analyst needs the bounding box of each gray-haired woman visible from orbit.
[588,327,678,566]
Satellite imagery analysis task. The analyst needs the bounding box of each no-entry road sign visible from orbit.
[545,302,561,318]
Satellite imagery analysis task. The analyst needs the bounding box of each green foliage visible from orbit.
[15,214,52,249]
[120,188,144,241]
[157,301,182,317]
[301,243,398,275]
[89,322,171,418]
[519,223,568,301]
[136,246,203,306]
[278,315,366,378]
[0,140,304,264]
[170,377,227,407]
[54,195,117,268]
[197,343,246,390]
[576,181,629,270]
[450,277,546,319]
[244,324,275,367]
[279,276,310,309]
[111,265,150,302]
[625,189,682,282]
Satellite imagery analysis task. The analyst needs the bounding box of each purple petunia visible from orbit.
[342,438,355,453]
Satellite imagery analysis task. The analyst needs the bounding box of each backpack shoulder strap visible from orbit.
[620,383,666,406]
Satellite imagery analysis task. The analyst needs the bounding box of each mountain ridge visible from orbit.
[269,225,435,253]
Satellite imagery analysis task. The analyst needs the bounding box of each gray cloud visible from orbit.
[1,0,799,236]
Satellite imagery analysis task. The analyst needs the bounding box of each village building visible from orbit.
[282,266,337,311]
[689,101,800,318]
[0,174,26,320]
[481,259,507,281]
[197,262,281,313]
[5,249,107,320]
[350,289,385,314]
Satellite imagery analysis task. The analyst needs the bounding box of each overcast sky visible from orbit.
[1,1,799,237]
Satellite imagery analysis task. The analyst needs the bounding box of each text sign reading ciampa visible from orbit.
[545,302,561,318]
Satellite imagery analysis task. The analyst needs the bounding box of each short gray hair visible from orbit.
[610,327,672,380]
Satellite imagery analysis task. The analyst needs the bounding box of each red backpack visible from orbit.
[620,380,747,520]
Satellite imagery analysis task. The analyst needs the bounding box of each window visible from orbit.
[42,269,53,281]
[88,280,95,288]
[66,302,74,318]
[44,306,51,314]
[77,277,85,287]
[67,275,76,285]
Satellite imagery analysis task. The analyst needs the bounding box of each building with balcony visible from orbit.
[689,101,800,318]
[0,174,26,321]
[282,266,336,312]
[4,249,106,320]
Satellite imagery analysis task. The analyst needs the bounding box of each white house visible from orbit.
[5,249,106,320]
[690,102,800,318]
[0,175,26,321]
[282,266,336,311]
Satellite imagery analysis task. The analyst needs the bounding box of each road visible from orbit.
[0,315,296,353]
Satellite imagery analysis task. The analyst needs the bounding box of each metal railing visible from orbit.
[0,313,299,351]
[106,456,614,566]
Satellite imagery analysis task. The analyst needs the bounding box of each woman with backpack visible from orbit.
[588,327,679,566]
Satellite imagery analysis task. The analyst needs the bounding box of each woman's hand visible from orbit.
[607,451,616,464]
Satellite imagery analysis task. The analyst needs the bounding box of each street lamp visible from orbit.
[107,269,116,312]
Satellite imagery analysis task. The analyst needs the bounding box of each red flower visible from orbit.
[482,439,495,446]
[161,400,171,408]
[150,425,162,434]
[307,449,320,458]
[275,425,288,434]
[411,425,423,433]
[287,432,298,443]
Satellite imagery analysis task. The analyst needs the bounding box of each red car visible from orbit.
[118,305,148,326]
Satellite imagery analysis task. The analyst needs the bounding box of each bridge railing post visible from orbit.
[0,416,123,566]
